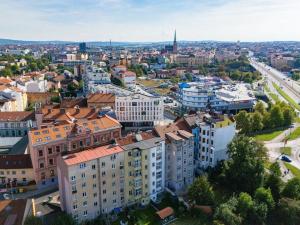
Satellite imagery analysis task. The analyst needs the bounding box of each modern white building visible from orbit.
[180,83,255,113]
[115,93,164,129]
[83,66,111,93]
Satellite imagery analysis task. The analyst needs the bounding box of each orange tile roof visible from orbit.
[42,108,98,121]
[29,115,121,146]
[0,77,12,84]
[0,111,35,122]
[62,144,124,166]
[156,207,174,220]
[87,93,115,104]
[116,131,156,146]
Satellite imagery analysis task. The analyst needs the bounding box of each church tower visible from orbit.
[173,30,178,54]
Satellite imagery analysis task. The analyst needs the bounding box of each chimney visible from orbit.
[60,108,65,114]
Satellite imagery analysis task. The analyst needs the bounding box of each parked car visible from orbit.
[281,155,292,163]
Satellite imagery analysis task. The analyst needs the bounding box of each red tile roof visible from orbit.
[0,111,35,122]
[62,144,123,166]
[87,93,115,104]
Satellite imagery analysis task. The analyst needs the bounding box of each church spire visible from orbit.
[173,30,178,54]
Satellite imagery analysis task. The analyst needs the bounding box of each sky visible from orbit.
[0,0,300,42]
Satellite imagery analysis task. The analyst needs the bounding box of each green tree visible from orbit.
[24,216,43,225]
[28,62,38,71]
[276,198,300,225]
[214,197,242,225]
[188,175,215,205]
[0,67,12,76]
[251,112,264,132]
[254,101,266,115]
[265,162,282,202]
[53,213,76,225]
[237,192,254,218]
[235,111,251,134]
[254,187,275,211]
[225,136,266,193]
[282,107,294,126]
[269,105,284,128]
[282,177,300,199]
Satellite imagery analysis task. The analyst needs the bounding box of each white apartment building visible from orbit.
[183,113,236,170]
[180,83,255,113]
[115,93,164,129]
[57,145,125,222]
[83,66,111,93]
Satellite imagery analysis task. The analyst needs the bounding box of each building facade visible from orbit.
[115,93,164,129]
[0,112,36,137]
[28,115,122,187]
[58,145,125,222]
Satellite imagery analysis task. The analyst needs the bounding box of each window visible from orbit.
[82,182,86,188]
[103,189,106,194]
[71,176,76,181]
[83,210,87,216]
[39,163,44,168]
[92,164,96,170]
[101,162,105,167]
[48,148,52,154]
[50,170,55,177]
[82,192,87,197]
[73,204,77,210]
[83,201,87,206]
[81,173,85,178]
[49,159,54,165]
[94,202,98,206]
[56,146,60,152]
[92,174,96,179]
[79,163,86,169]
[72,144,76,149]
[12,171,16,175]
[38,150,43,157]
[93,183,97,188]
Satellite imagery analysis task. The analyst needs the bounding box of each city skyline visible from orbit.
[1,0,300,42]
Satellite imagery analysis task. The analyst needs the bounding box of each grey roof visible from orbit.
[0,136,28,155]
[121,137,163,151]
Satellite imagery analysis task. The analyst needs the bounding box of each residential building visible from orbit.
[112,66,136,89]
[83,66,111,93]
[183,113,236,170]
[0,86,28,112]
[180,83,255,113]
[57,145,125,222]
[0,154,34,186]
[0,112,36,137]
[115,93,164,129]
[116,132,165,205]
[154,120,194,193]
[28,115,122,187]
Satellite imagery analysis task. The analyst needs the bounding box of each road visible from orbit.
[250,58,300,104]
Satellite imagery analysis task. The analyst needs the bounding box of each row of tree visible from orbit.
[188,135,300,225]
[235,101,294,134]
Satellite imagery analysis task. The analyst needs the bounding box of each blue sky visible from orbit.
[0,0,300,42]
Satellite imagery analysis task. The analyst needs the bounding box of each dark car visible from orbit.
[281,155,292,163]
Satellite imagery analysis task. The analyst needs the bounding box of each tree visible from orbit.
[282,177,300,199]
[254,101,266,115]
[235,111,251,134]
[237,192,254,218]
[225,136,266,193]
[254,187,275,211]
[251,112,264,132]
[0,67,12,76]
[276,198,300,225]
[214,197,242,225]
[265,162,282,202]
[52,213,76,225]
[188,175,215,205]
[282,107,294,126]
[24,216,43,225]
[269,105,284,128]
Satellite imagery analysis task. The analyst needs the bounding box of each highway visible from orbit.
[250,58,300,104]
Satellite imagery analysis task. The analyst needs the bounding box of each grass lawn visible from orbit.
[269,93,280,103]
[254,129,284,141]
[280,147,292,156]
[284,162,300,178]
[154,88,171,95]
[273,82,300,110]
[137,79,163,88]
[264,161,272,169]
[112,206,158,225]
[286,127,300,140]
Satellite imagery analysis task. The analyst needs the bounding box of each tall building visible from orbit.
[79,42,87,53]
[117,132,165,206]
[28,115,122,187]
[183,112,236,171]
[154,119,194,194]
[57,144,125,222]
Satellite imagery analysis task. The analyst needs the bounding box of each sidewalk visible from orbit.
[266,123,299,144]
